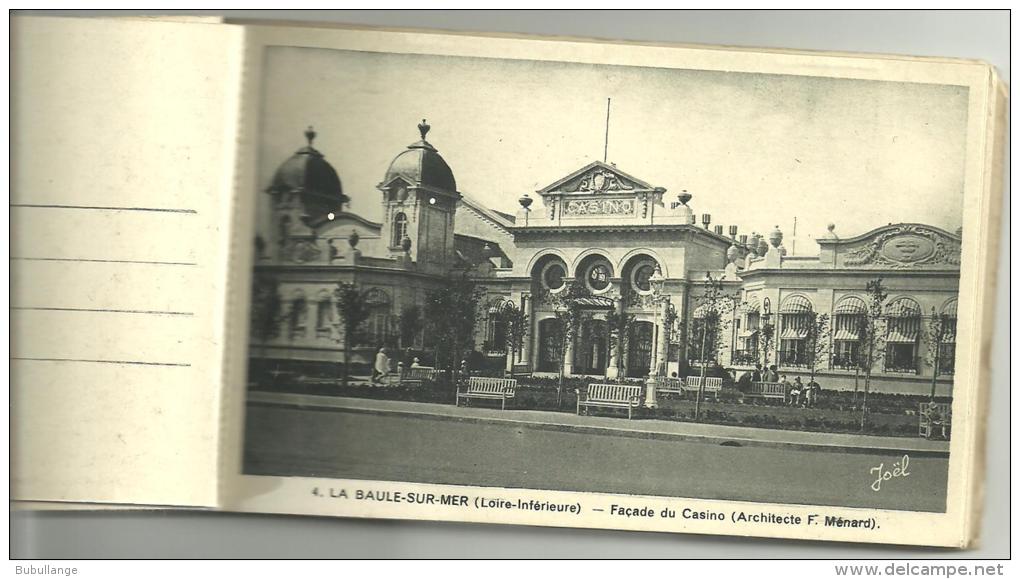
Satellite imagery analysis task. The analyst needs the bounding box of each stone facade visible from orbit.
[251,125,961,395]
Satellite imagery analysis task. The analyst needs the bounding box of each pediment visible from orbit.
[838,223,961,269]
[537,161,656,195]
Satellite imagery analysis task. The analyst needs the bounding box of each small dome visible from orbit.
[267,126,348,219]
[381,119,457,194]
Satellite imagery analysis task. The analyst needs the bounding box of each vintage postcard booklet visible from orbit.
[10,15,1007,548]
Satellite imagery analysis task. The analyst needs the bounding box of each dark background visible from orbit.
[11,9,1010,559]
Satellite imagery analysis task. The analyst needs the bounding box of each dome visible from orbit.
[381,120,457,194]
[267,126,348,219]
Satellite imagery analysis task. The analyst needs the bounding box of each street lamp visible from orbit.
[761,297,773,370]
[645,265,666,409]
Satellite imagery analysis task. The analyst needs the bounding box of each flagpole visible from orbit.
[604,97,611,162]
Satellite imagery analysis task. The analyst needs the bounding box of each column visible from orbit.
[530,314,542,373]
[518,293,531,365]
[563,332,574,376]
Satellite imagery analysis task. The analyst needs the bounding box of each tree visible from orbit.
[250,273,284,357]
[545,280,593,407]
[803,312,831,384]
[397,304,423,352]
[692,273,732,421]
[422,272,484,383]
[501,301,529,375]
[924,307,951,400]
[334,281,371,385]
[605,302,636,382]
[858,278,888,431]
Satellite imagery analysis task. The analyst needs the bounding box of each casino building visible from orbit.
[251,121,962,396]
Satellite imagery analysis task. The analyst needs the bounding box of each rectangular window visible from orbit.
[884,342,917,373]
[832,340,859,369]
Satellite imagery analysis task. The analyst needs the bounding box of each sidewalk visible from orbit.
[247,390,951,457]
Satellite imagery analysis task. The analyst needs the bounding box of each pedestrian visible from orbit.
[792,377,804,407]
[752,363,763,383]
[766,364,780,382]
[372,347,390,385]
[411,357,421,368]
[784,375,799,406]
[805,377,820,407]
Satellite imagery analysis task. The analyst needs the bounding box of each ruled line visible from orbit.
[11,306,194,317]
[11,203,198,214]
[11,357,192,368]
[11,257,198,266]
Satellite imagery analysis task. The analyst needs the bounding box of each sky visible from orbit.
[256,46,969,254]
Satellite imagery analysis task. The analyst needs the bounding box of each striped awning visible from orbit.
[941,318,957,343]
[779,295,813,314]
[739,329,759,338]
[834,296,867,315]
[833,328,859,341]
[740,301,760,314]
[885,297,921,318]
[780,327,808,339]
[942,299,958,317]
[886,328,918,343]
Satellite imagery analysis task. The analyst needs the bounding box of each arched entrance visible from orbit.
[573,318,608,376]
[627,321,654,378]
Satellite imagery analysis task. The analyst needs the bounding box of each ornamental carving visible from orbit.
[285,239,322,264]
[575,168,634,193]
[563,197,635,216]
[843,225,961,269]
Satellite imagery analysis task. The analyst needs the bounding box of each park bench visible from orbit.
[456,377,517,410]
[918,402,952,439]
[398,365,438,387]
[576,383,643,420]
[745,381,787,402]
[682,376,723,400]
[650,375,684,398]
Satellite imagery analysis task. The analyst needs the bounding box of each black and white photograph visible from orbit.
[242,43,968,519]
[9,11,1007,560]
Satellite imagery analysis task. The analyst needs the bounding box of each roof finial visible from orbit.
[304,125,316,146]
[418,118,431,140]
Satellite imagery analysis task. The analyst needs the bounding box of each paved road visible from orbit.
[243,405,949,513]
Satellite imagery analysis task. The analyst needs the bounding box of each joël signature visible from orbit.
[870,454,911,491]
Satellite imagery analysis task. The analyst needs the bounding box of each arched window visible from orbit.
[832,296,867,369]
[938,298,958,376]
[485,300,510,354]
[778,295,813,368]
[364,288,394,347]
[391,213,408,248]
[884,297,921,374]
[735,300,761,366]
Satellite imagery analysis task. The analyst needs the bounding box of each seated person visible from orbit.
[737,370,753,393]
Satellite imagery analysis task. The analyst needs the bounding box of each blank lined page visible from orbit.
[11,16,242,507]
